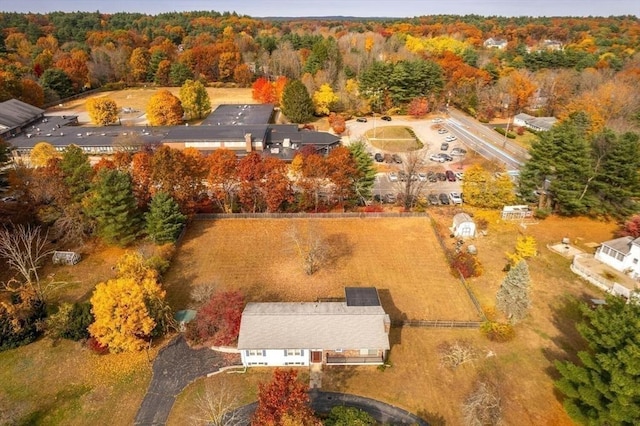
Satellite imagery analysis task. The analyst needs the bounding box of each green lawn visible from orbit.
[366,126,423,151]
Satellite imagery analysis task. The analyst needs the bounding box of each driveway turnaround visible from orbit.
[232,390,429,425]
[134,335,240,425]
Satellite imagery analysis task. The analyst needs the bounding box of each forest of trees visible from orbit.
[0,11,638,131]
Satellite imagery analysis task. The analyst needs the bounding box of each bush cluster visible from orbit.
[480,321,515,342]
[451,251,483,278]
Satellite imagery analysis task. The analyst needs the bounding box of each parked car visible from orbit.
[398,171,408,181]
[381,115,392,121]
[437,128,448,134]
[427,171,437,182]
[388,172,398,182]
[428,193,440,205]
[445,170,456,182]
[356,117,367,123]
[441,142,449,151]
[392,154,402,164]
[439,193,450,204]
[455,172,464,181]
[436,172,447,181]
[445,135,457,142]
[418,172,428,182]
[449,192,463,205]
[1,196,17,202]
[451,148,467,156]
[374,152,384,162]
[384,193,396,203]
[431,118,443,123]
[384,153,393,163]
[429,154,445,163]
[440,153,453,162]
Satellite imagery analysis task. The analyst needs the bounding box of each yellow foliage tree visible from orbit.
[461,164,515,209]
[146,89,184,126]
[89,251,170,353]
[179,79,211,120]
[86,97,119,126]
[30,142,59,167]
[312,84,338,116]
[89,275,164,352]
[506,235,538,265]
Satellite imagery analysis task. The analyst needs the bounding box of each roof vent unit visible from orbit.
[283,138,291,148]
[271,147,280,154]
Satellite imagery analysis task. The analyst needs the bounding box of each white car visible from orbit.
[451,148,467,156]
[418,172,428,182]
[389,172,398,182]
[449,192,463,205]
[431,118,443,123]
[429,154,446,163]
[455,172,464,181]
[445,135,457,142]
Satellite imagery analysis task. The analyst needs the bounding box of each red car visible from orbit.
[445,170,456,182]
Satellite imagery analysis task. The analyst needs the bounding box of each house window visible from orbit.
[248,362,267,366]
[634,258,638,265]
[360,349,378,356]
[247,350,265,357]
[285,349,302,357]
[602,246,611,256]
[334,349,343,353]
[616,252,624,261]
[284,362,305,366]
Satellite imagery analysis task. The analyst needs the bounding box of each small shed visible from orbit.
[52,251,81,265]
[451,213,476,238]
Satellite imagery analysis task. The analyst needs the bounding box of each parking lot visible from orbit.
[347,116,467,205]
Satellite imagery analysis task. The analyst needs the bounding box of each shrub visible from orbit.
[480,321,515,342]
[534,208,551,219]
[363,204,384,213]
[516,126,525,135]
[62,302,93,341]
[146,243,176,276]
[323,405,376,425]
[494,127,516,139]
[451,251,483,278]
[476,217,489,231]
[0,289,46,352]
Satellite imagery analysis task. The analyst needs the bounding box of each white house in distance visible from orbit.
[513,113,557,132]
[237,287,391,367]
[483,37,508,49]
[594,236,640,279]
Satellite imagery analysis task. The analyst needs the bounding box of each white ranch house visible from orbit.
[237,287,390,367]
[595,236,640,279]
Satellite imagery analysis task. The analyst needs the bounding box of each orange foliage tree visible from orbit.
[407,97,430,118]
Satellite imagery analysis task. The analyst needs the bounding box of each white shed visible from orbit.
[451,213,476,238]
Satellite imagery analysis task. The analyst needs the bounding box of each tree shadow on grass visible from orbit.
[323,232,353,269]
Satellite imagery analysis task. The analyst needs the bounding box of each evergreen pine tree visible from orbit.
[496,260,531,323]
[60,144,94,202]
[555,296,640,424]
[145,192,187,244]
[347,140,376,203]
[281,79,314,124]
[86,169,141,246]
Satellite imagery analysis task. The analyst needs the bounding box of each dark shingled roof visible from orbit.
[0,99,44,130]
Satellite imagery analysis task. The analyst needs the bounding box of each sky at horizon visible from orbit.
[2,0,639,18]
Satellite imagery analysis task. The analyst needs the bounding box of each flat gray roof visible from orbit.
[0,99,44,130]
[201,104,274,126]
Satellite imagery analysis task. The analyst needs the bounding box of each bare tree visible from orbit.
[462,381,502,426]
[439,340,477,370]
[288,222,327,275]
[189,282,218,307]
[394,150,430,211]
[189,381,245,426]
[0,224,53,300]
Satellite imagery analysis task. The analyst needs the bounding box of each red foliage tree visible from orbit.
[618,214,640,238]
[327,113,346,134]
[408,97,430,118]
[252,77,276,104]
[326,146,360,206]
[261,156,293,212]
[252,369,319,426]
[188,290,245,346]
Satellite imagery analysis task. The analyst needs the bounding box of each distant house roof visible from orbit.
[513,113,557,131]
[237,300,390,351]
[0,99,44,132]
[484,37,508,48]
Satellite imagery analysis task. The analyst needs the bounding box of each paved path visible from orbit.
[134,335,240,425]
[233,390,429,425]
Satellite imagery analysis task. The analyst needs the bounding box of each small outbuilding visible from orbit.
[451,213,476,238]
[52,251,81,265]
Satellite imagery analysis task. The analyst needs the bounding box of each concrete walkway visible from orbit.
[134,335,240,425]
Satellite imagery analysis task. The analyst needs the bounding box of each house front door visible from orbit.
[311,351,322,363]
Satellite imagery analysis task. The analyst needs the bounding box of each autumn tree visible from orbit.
[281,79,314,124]
[252,76,276,104]
[131,151,153,209]
[85,169,141,246]
[129,47,150,82]
[617,214,640,238]
[326,146,360,207]
[179,79,211,120]
[186,290,245,346]
[555,296,640,425]
[296,153,328,212]
[30,142,59,167]
[89,274,164,353]
[506,235,538,265]
[207,149,238,213]
[145,192,186,244]
[462,165,515,209]
[146,89,184,126]
[86,97,119,126]
[312,83,338,115]
[408,97,430,118]
[327,113,346,134]
[496,260,531,324]
[261,156,294,212]
[288,221,328,275]
[252,369,319,426]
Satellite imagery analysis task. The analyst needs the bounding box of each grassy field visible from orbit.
[366,126,423,152]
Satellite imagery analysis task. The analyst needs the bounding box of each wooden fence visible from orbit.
[194,212,430,220]
[392,320,482,328]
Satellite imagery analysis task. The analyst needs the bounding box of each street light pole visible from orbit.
[502,103,510,149]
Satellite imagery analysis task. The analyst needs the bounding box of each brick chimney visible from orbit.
[245,133,252,152]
